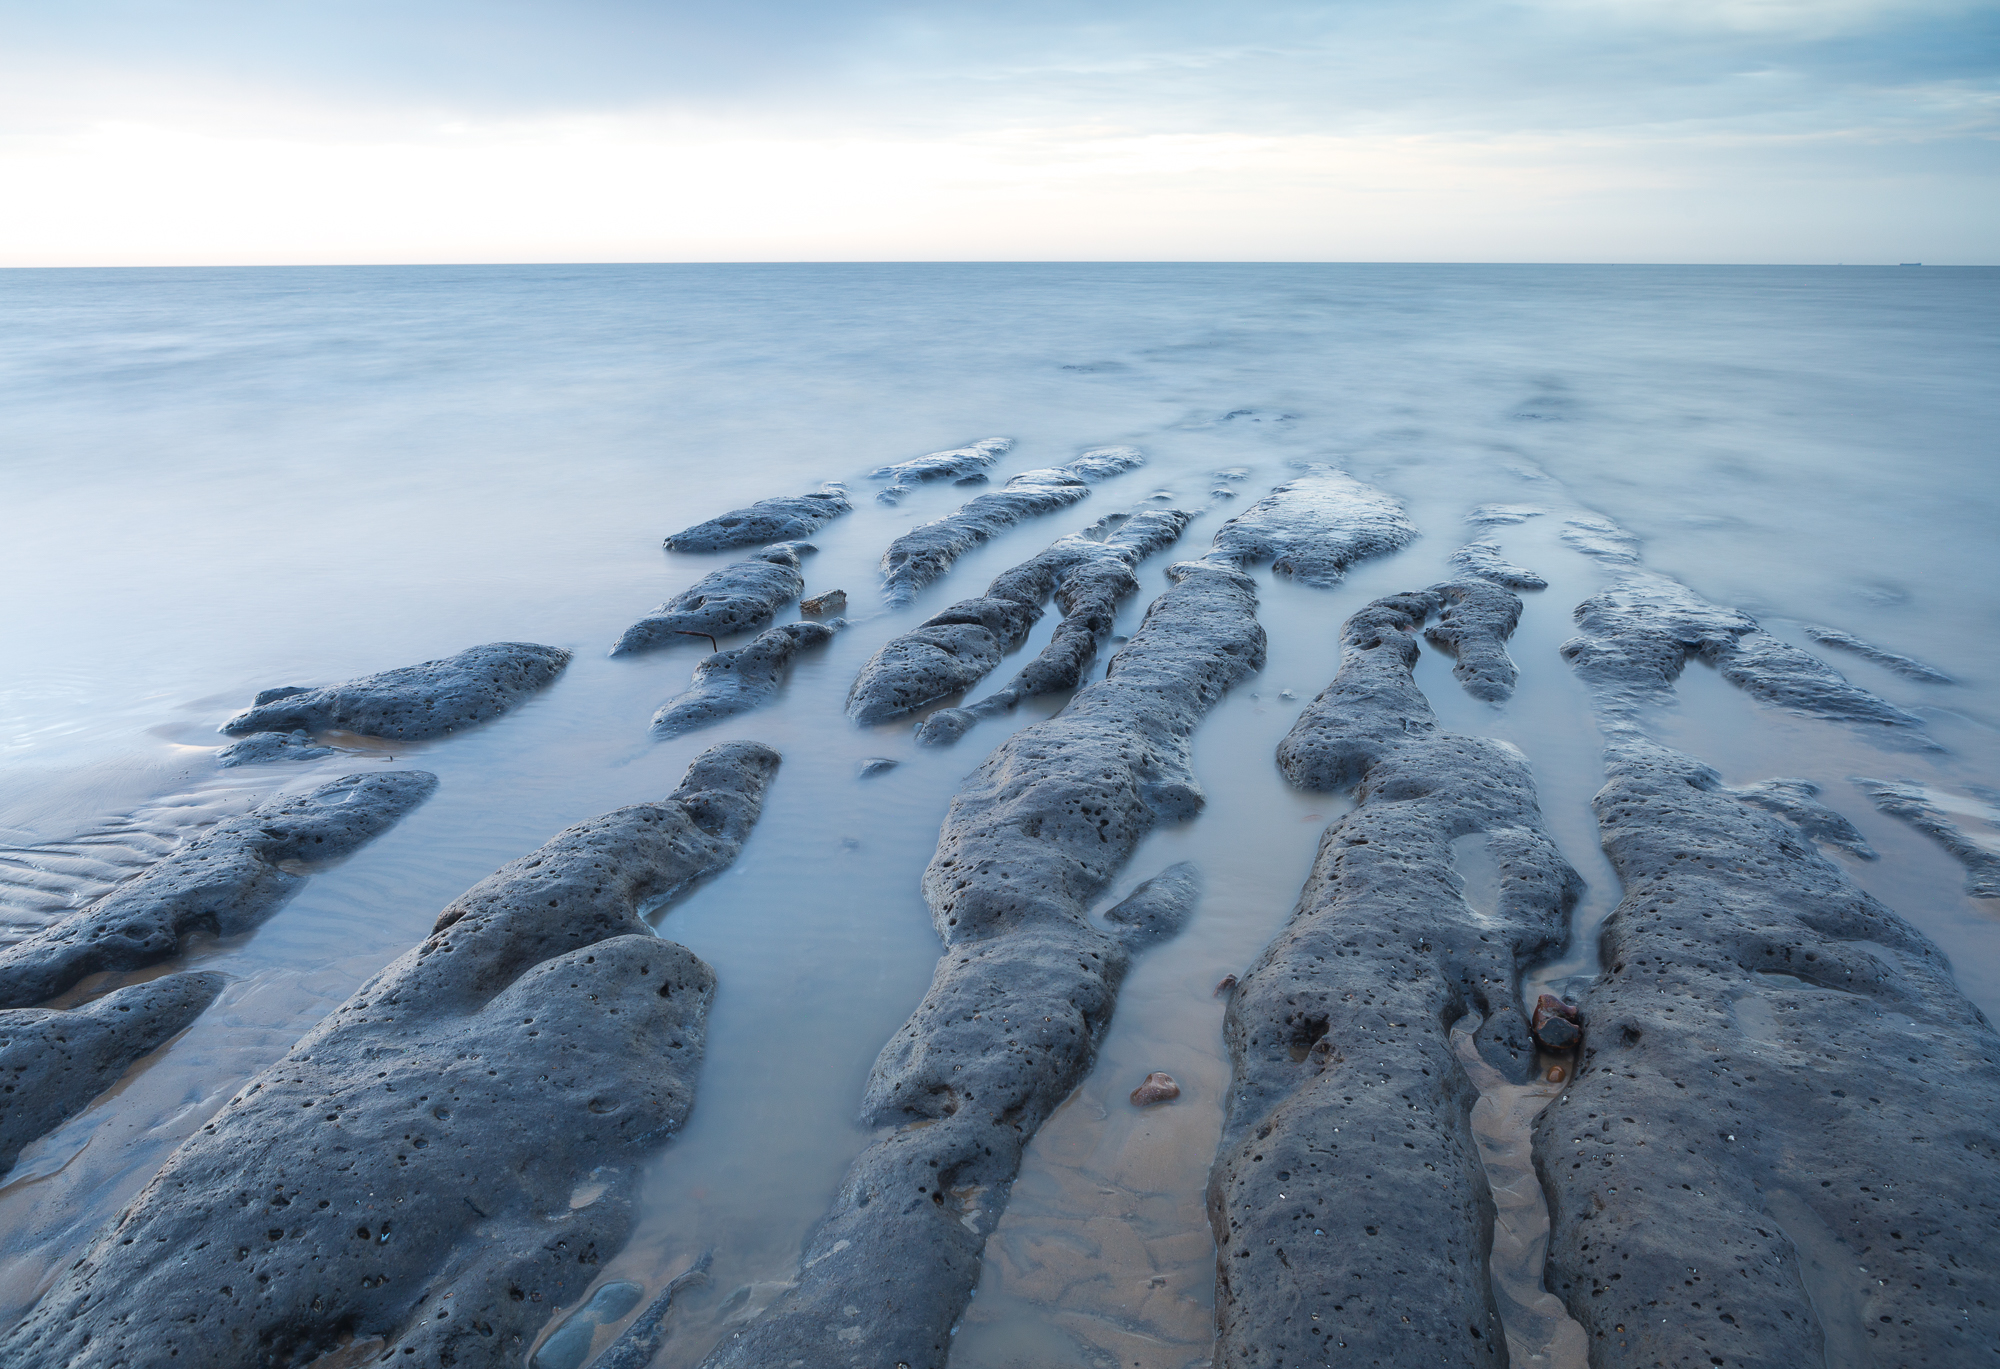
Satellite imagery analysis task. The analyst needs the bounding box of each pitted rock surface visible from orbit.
[870,437,1013,504]
[1203,466,1415,587]
[1213,586,1580,1369]
[1732,778,1877,861]
[846,595,1040,724]
[1533,738,2000,1367]
[1562,573,1930,735]
[0,770,437,1009]
[0,742,778,1369]
[916,507,1193,745]
[651,621,840,738]
[1449,536,1548,591]
[1854,777,2000,897]
[221,642,571,741]
[662,489,851,552]
[877,450,1145,604]
[214,730,337,767]
[700,561,1263,1369]
[611,546,806,656]
[0,971,223,1176]
[1424,579,1526,702]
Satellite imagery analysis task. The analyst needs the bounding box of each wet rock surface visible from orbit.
[662,489,851,552]
[221,642,572,741]
[877,450,1143,605]
[1204,466,1416,587]
[846,595,1041,724]
[914,507,1194,743]
[700,561,1263,1369]
[0,770,437,1009]
[1804,626,1953,683]
[650,621,841,738]
[1534,737,2000,1367]
[1562,572,1931,735]
[1424,579,1526,702]
[612,546,806,656]
[1559,514,1641,563]
[1854,777,2000,896]
[1732,777,1878,860]
[1449,536,1548,591]
[1213,586,1580,1369]
[1529,994,1582,1052]
[0,741,779,1369]
[0,971,224,1176]
[213,730,337,767]
[870,437,1013,504]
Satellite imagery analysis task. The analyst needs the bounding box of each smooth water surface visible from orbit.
[2,264,1995,1365]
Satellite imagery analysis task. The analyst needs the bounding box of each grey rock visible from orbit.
[846,596,1041,724]
[1533,738,2000,1367]
[223,643,571,742]
[700,561,1264,1369]
[878,451,1144,604]
[1448,536,1548,590]
[1424,579,1526,702]
[0,741,779,1369]
[650,621,840,738]
[871,437,1013,505]
[1215,587,1580,1369]
[662,489,851,552]
[914,508,1195,744]
[0,770,437,1009]
[0,971,224,1176]
[1803,625,1953,683]
[214,730,337,767]
[1559,514,1641,563]
[1853,777,2000,897]
[612,546,806,657]
[1732,777,1877,861]
[858,757,899,778]
[1205,466,1416,587]
[1561,573,1930,735]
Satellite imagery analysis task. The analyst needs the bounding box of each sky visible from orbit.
[0,0,1994,264]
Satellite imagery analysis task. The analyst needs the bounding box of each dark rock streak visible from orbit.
[1210,586,1581,1369]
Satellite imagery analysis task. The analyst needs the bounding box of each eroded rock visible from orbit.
[878,450,1144,604]
[1466,504,1547,527]
[1803,626,1952,683]
[0,971,224,1176]
[1853,777,2000,897]
[799,589,846,617]
[651,621,841,738]
[1449,537,1547,591]
[1562,573,1930,736]
[0,742,779,1369]
[846,596,1040,724]
[1214,586,1580,1369]
[1533,737,2000,1366]
[1203,466,1415,587]
[699,561,1264,1369]
[913,508,1195,743]
[612,546,806,657]
[871,438,1013,505]
[663,490,851,552]
[1130,1072,1180,1106]
[221,642,571,741]
[1559,514,1640,563]
[1732,778,1877,861]
[0,770,437,1009]
[1424,579,1526,702]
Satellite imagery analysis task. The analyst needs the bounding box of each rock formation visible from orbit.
[1203,466,1415,587]
[651,621,841,738]
[0,741,779,1369]
[0,770,437,1009]
[611,545,806,657]
[1853,778,2000,897]
[663,490,851,552]
[870,438,1013,504]
[220,642,571,741]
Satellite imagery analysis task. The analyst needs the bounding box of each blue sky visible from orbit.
[1,1,1993,263]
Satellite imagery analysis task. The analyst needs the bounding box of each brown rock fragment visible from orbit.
[1130,1072,1180,1107]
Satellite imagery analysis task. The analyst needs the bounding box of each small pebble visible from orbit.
[1131,1072,1180,1107]
[858,758,898,778]
[801,589,847,617]
[1546,1065,1566,1082]
[1214,974,1237,996]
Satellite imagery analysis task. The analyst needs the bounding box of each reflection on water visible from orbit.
[0,264,1994,1360]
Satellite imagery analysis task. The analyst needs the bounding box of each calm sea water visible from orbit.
[2,264,1995,1366]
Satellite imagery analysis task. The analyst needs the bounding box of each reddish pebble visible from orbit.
[1546,1065,1566,1083]
[1214,975,1237,996]
[1131,1072,1181,1106]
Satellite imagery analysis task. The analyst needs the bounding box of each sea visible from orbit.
[1,263,1994,1367]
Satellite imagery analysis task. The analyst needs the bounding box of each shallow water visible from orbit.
[1,263,1995,1362]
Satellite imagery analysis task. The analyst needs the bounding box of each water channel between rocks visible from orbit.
[1,264,1994,1366]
